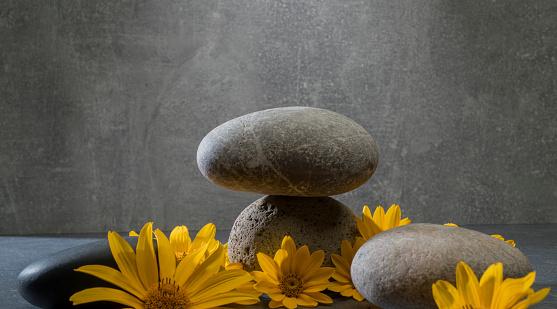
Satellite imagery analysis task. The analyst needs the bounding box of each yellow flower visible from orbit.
[432,261,550,309]
[70,222,259,309]
[356,204,411,241]
[443,223,516,247]
[328,237,366,301]
[169,223,218,261]
[252,236,335,309]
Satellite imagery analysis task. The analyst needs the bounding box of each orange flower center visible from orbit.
[144,278,190,309]
[279,273,304,298]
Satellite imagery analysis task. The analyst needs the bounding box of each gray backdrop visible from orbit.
[1,1,556,235]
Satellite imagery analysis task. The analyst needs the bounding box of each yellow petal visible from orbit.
[400,217,411,226]
[362,205,372,220]
[135,222,158,289]
[304,250,325,274]
[528,287,550,304]
[74,265,145,300]
[283,296,298,309]
[304,292,333,304]
[129,231,139,237]
[489,234,516,247]
[511,287,551,309]
[455,261,482,307]
[191,223,216,250]
[252,270,278,285]
[281,236,297,274]
[274,248,288,277]
[356,217,372,240]
[254,280,277,293]
[226,262,244,270]
[362,206,382,236]
[331,270,351,283]
[353,237,366,252]
[385,204,401,228]
[107,231,143,290]
[296,293,318,307]
[269,299,284,308]
[205,238,221,256]
[268,288,286,301]
[353,290,365,301]
[154,229,176,281]
[341,287,355,297]
[327,281,347,292]
[189,291,260,309]
[186,245,226,294]
[302,281,331,293]
[293,245,310,275]
[69,287,144,309]
[170,225,191,253]
[257,252,280,282]
[278,252,292,276]
[479,262,503,306]
[329,282,353,293]
[331,253,351,278]
[340,240,353,262]
[174,243,207,286]
[372,205,386,230]
[494,272,536,308]
[190,269,253,303]
[432,281,461,309]
[302,267,335,283]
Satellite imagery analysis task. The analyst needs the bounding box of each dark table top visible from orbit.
[2,224,556,309]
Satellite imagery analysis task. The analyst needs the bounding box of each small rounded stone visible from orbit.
[228,195,360,271]
[197,106,379,197]
[351,223,533,309]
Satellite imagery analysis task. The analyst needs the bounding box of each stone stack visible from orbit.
[197,106,379,271]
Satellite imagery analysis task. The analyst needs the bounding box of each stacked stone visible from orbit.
[196,106,379,271]
[17,106,534,309]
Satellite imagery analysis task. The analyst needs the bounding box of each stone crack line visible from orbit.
[250,129,305,196]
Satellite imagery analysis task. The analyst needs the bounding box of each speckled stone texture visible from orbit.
[197,107,378,197]
[351,224,533,309]
[228,195,360,271]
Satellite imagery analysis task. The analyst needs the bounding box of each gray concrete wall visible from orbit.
[1,0,556,235]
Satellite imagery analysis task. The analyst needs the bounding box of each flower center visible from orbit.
[175,251,187,261]
[279,273,304,298]
[144,278,190,309]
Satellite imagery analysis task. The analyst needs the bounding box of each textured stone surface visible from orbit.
[228,195,360,271]
[1,1,557,234]
[17,237,141,309]
[351,224,533,309]
[197,107,379,197]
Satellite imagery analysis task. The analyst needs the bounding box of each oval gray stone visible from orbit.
[351,223,533,309]
[197,106,379,197]
[228,195,360,271]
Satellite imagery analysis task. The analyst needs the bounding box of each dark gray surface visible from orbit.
[2,225,556,309]
[1,1,557,235]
